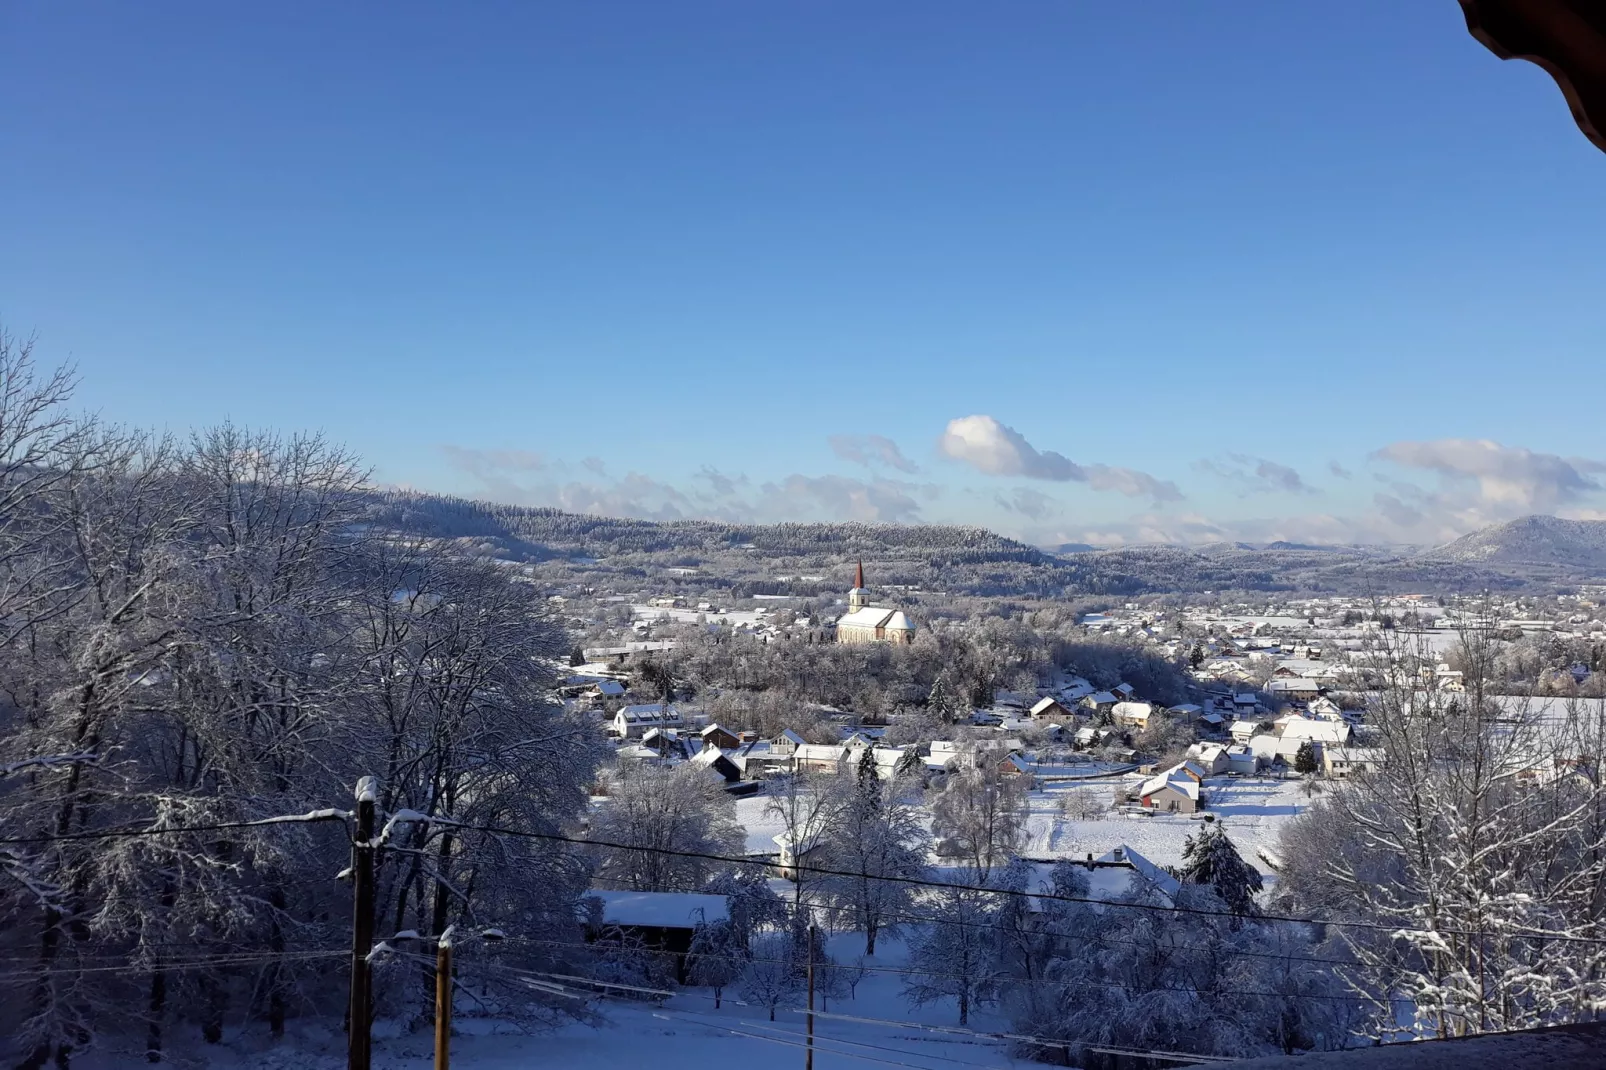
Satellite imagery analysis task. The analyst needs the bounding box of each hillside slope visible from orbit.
[1423,516,1606,572]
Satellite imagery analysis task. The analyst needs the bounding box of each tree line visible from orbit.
[0,337,602,1067]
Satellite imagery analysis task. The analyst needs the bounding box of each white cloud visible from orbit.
[1374,438,1600,512]
[1196,454,1315,495]
[938,415,1181,501]
[828,434,919,473]
[994,487,1060,520]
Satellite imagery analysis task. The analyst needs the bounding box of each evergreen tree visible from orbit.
[1294,740,1318,775]
[1179,826,1263,916]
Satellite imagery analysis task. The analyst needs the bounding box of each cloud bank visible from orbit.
[938,415,1181,502]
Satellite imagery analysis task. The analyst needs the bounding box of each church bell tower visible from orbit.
[848,561,868,612]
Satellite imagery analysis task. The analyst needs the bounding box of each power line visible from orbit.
[442,820,1606,948]
[0,810,350,845]
[10,809,1606,950]
[437,932,1388,1003]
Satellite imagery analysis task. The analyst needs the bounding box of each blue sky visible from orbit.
[3,2,1603,545]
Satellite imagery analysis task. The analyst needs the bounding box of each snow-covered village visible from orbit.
[7,5,1606,1070]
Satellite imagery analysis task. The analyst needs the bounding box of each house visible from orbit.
[1224,744,1259,776]
[1229,719,1262,744]
[1233,692,1260,712]
[769,728,806,757]
[1127,765,1202,813]
[585,890,729,982]
[1030,696,1073,721]
[1278,716,1353,747]
[730,740,784,778]
[610,704,684,740]
[1186,742,1231,776]
[997,752,1033,779]
[835,563,916,646]
[1073,725,1100,749]
[1100,845,1182,903]
[1082,691,1120,713]
[689,745,743,783]
[1167,703,1204,720]
[700,723,740,751]
[793,743,847,773]
[1250,733,1307,767]
[1060,678,1096,703]
[1113,683,1137,700]
[1307,696,1343,720]
[773,832,826,881]
[1267,678,1323,701]
[1111,701,1154,729]
[1324,747,1385,779]
[640,727,694,759]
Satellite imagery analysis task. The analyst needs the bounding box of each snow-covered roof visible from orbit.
[1086,690,1119,705]
[1138,764,1201,800]
[883,610,914,631]
[1267,678,1323,693]
[1099,846,1181,902]
[590,890,728,928]
[1030,696,1067,715]
[593,679,626,696]
[1112,701,1153,721]
[1278,717,1352,744]
[838,607,898,628]
[776,729,806,746]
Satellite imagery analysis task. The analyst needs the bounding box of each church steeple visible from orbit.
[849,561,868,612]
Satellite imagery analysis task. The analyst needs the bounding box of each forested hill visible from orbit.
[366,491,1138,597]
[371,491,1041,559]
[364,491,1544,597]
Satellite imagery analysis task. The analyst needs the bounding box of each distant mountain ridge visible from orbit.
[1422,515,1606,572]
[367,494,1602,595]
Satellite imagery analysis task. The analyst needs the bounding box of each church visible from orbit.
[834,563,916,646]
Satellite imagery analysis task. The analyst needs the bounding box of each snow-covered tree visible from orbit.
[1179,826,1263,917]
[902,872,1002,1026]
[739,933,803,1021]
[930,757,1028,879]
[821,754,928,955]
[589,763,744,892]
[687,918,748,1008]
[1277,623,1606,1038]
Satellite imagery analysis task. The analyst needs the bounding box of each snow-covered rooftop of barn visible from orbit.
[589,890,728,928]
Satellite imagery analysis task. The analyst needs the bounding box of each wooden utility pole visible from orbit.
[349,777,378,1070]
[434,932,453,1070]
[805,923,816,1070]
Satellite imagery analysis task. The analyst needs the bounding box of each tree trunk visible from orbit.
[146,964,167,1063]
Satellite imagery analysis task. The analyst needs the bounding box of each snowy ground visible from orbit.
[102,934,1033,1070]
[631,604,769,628]
[738,772,1309,874]
[1024,775,1310,869]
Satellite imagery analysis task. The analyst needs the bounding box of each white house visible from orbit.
[1279,716,1353,747]
[1111,701,1154,729]
[1324,747,1385,779]
[610,703,684,739]
[1250,734,1307,767]
[1186,741,1231,776]
[1229,719,1262,744]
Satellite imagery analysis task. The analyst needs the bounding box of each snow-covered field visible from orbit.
[631,604,769,628]
[1024,776,1310,869]
[739,772,1309,873]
